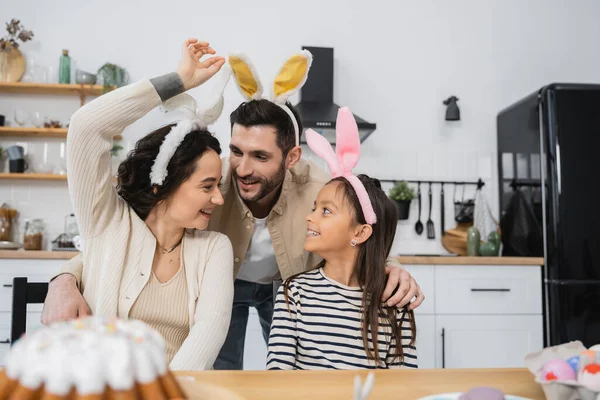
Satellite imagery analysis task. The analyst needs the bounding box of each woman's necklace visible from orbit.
[157,234,184,255]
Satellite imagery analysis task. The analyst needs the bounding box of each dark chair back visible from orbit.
[11,277,48,345]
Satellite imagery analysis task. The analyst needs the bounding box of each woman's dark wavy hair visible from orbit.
[116,124,221,220]
[284,174,416,366]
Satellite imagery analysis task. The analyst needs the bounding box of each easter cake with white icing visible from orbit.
[0,316,186,399]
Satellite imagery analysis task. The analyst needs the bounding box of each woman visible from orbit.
[52,39,233,370]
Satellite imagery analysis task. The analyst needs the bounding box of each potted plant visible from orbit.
[389,181,416,220]
[97,63,129,93]
[0,19,34,82]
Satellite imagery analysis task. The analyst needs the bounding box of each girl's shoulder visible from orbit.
[284,268,324,289]
[281,269,324,298]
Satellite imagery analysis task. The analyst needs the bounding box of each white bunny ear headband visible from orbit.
[228,50,313,146]
[150,66,232,185]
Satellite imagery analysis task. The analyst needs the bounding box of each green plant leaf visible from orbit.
[388,181,416,201]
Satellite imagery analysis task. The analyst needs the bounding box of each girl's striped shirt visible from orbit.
[267,268,418,370]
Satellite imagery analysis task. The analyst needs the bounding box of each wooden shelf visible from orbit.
[0,127,68,138]
[0,126,122,140]
[0,82,113,106]
[0,82,106,96]
[0,173,67,181]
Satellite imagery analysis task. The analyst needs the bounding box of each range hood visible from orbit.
[296,46,377,144]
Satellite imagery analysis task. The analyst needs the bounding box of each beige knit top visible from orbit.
[129,258,190,364]
[65,76,234,370]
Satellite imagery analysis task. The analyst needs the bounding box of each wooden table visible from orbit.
[175,368,545,400]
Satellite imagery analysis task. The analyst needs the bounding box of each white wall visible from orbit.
[1,0,599,253]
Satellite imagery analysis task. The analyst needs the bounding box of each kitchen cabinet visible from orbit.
[0,258,64,365]
[241,261,543,370]
[414,314,436,369]
[435,314,544,368]
[403,263,544,370]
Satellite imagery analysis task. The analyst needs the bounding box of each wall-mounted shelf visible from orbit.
[0,126,122,140]
[0,82,113,106]
[0,173,67,181]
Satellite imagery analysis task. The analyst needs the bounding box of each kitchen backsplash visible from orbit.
[303,149,496,256]
[1,140,495,254]
[0,179,73,251]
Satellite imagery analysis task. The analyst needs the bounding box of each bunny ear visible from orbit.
[272,50,312,104]
[305,129,342,177]
[335,107,361,172]
[162,93,199,120]
[229,52,263,100]
[195,65,232,127]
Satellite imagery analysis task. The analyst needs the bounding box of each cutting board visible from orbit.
[0,47,26,82]
[441,222,472,256]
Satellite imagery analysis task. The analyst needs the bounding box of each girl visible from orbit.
[43,39,234,370]
[267,109,417,370]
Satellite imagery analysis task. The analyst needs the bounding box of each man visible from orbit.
[42,97,425,370]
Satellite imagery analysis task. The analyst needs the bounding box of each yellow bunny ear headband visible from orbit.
[228,50,312,146]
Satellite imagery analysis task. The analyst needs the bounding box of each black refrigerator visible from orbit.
[498,84,600,347]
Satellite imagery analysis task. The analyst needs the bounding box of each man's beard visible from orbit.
[233,161,286,203]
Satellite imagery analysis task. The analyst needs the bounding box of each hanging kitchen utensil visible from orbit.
[427,182,435,239]
[454,183,475,223]
[440,183,445,236]
[415,182,423,235]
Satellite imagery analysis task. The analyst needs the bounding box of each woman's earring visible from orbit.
[350,239,358,247]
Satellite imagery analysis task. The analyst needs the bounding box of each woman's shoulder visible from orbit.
[189,229,229,241]
[185,230,233,254]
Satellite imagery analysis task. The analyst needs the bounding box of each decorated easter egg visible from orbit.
[579,349,600,372]
[566,355,580,374]
[541,358,577,381]
[589,344,600,351]
[579,363,600,391]
[458,387,505,400]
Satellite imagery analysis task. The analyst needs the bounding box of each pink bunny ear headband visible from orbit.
[305,107,377,225]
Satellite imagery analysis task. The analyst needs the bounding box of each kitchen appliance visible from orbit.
[295,46,376,144]
[497,83,600,347]
[52,213,79,251]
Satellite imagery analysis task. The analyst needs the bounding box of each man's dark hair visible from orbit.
[230,99,302,156]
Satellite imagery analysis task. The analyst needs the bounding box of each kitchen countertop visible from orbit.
[0,250,544,265]
[0,250,78,259]
[174,368,544,400]
[395,256,544,265]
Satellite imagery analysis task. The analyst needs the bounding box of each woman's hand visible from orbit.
[176,38,226,91]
